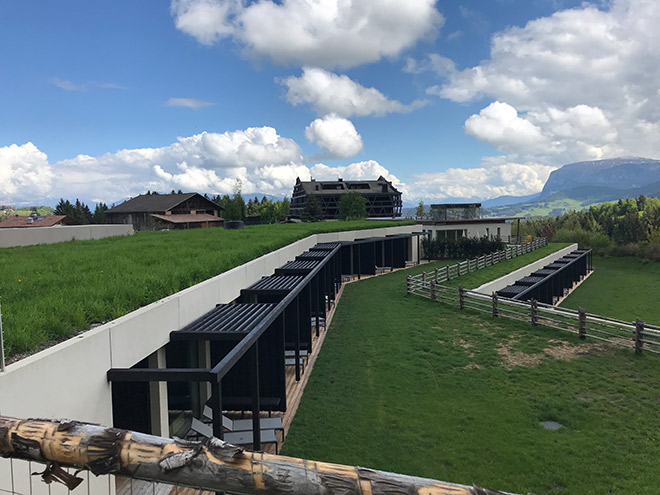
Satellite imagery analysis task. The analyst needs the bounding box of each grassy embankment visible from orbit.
[561,255,660,324]
[283,249,660,495]
[437,242,571,289]
[0,220,411,359]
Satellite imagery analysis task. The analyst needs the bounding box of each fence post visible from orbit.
[431,281,436,301]
[578,307,587,340]
[406,275,411,295]
[459,287,465,310]
[467,259,471,273]
[492,292,498,317]
[422,272,426,282]
[457,263,461,277]
[445,265,450,281]
[634,319,645,354]
[434,268,438,284]
[530,299,538,326]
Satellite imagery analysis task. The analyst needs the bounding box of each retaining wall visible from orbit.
[475,243,578,294]
[0,224,134,248]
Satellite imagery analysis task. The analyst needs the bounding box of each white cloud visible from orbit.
[430,0,660,165]
[3,129,412,204]
[49,78,126,91]
[305,114,363,159]
[281,67,427,117]
[170,0,237,45]
[165,98,214,109]
[171,0,443,67]
[465,102,547,153]
[410,159,557,201]
[0,143,54,201]
[310,160,407,195]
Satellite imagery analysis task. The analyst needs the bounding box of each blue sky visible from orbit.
[2,0,659,207]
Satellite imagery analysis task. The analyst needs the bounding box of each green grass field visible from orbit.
[561,255,660,324]
[0,220,410,359]
[283,257,660,495]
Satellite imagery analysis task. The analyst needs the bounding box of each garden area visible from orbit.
[0,220,410,360]
[283,253,660,495]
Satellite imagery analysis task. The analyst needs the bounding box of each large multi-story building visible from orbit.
[289,176,402,219]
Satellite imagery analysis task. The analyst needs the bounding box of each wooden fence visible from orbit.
[407,260,660,356]
[411,237,547,285]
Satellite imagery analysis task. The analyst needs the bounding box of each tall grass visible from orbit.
[0,221,410,359]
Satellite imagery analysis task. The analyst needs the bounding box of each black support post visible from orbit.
[249,341,261,450]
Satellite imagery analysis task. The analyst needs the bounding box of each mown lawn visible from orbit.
[283,257,660,495]
[0,220,410,359]
[561,255,660,324]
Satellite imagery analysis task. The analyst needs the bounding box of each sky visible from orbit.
[2,0,660,207]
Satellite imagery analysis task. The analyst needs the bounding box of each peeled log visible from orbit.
[0,416,511,495]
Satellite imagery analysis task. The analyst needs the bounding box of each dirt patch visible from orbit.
[464,362,483,370]
[498,338,605,369]
[498,341,545,369]
[544,339,606,360]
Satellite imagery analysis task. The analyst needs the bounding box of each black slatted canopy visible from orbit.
[275,259,321,275]
[296,251,332,260]
[310,242,342,250]
[241,275,304,296]
[170,303,276,341]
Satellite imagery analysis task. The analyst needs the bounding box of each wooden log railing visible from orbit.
[0,416,513,495]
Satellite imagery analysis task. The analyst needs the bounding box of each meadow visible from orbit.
[561,255,660,324]
[283,257,660,495]
[0,220,410,359]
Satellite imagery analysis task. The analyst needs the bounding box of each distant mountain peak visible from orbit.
[540,157,660,198]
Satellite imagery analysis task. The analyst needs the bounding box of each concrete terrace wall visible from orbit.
[0,224,134,248]
[475,243,578,294]
[0,224,417,495]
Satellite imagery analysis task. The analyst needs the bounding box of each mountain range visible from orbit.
[404,157,660,218]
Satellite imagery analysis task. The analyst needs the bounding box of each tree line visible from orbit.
[521,195,660,259]
[54,199,108,224]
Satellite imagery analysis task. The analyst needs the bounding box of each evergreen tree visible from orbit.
[338,192,368,221]
[302,195,323,222]
[92,203,108,224]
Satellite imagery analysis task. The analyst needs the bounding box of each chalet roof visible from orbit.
[295,176,400,195]
[107,193,222,214]
[150,213,223,224]
[0,215,72,228]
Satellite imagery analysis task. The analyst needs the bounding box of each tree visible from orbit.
[415,201,425,219]
[92,202,108,224]
[302,195,323,222]
[222,179,247,221]
[338,192,368,221]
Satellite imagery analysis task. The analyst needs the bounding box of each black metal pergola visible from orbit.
[497,249,592,304]
[106,233,421,450]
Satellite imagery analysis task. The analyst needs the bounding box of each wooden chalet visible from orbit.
[289,176,402,219]
[106,193,224,231]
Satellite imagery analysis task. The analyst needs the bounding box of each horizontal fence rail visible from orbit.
[408,261,658,355]
[407,238,548,301]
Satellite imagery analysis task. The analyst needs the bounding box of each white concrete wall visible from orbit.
[475,243,578,294]
[0,224,417,494]
[0,224,134,248]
